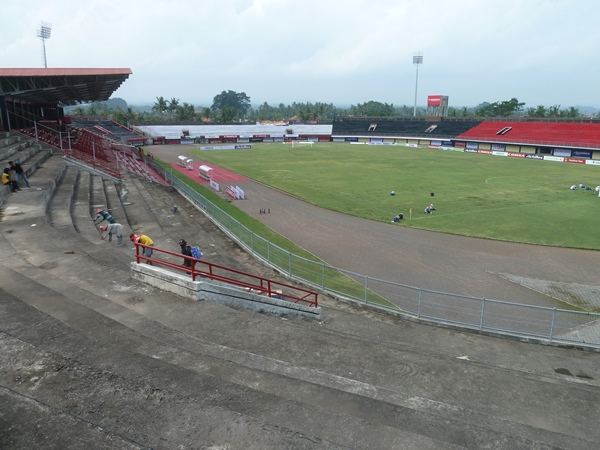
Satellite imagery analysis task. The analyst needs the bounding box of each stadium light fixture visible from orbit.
[413,52,423,117]
[37,21,52,68]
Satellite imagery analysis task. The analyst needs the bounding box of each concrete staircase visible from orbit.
[1,154,599,449]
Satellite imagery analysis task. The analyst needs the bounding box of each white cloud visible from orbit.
[1,0,599,108]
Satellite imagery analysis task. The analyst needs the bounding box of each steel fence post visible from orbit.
[549,308,557,342]
[480,298,486,330]
[417,288,422,318]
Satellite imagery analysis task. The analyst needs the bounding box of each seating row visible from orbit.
[332,118,484,139]
[457,121,600,146]
[0,132,52,202]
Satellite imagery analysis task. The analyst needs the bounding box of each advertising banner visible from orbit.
[553,149,571,157]
[573,150,592,158]
[427,95,442,106]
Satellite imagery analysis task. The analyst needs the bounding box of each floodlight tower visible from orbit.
[412,52,423,117]
[37,21,52,68]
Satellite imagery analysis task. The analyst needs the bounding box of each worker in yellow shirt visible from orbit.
[130,233,154,264]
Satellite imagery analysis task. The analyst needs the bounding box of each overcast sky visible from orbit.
[2,0,599,109]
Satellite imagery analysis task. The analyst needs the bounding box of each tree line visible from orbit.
[66,91,593,127]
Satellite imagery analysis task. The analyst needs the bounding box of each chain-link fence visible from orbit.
[149,160,600,349]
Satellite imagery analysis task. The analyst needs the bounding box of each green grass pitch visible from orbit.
[190,142,600,250]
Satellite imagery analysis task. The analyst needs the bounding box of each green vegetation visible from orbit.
[66,91,597,125]
[189,142,600,250]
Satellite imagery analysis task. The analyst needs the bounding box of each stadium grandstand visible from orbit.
[330,116,600,159]
[0,68,159,182]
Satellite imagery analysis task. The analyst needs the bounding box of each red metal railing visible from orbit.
[133,242,319,308]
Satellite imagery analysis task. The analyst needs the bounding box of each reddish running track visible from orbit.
[171,161,249,184]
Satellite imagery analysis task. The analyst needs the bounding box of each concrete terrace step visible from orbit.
[1,258,595,450]
[46,165,79,229]
[0,289,353,449]
[70,169,104,243]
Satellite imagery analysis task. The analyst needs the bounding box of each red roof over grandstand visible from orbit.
[457,121,600,149]
[0,68,132,105]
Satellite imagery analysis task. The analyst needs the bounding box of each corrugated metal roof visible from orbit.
[0,68,132,77]
[0,68,132,105]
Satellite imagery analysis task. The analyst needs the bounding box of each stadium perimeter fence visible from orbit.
[149,160,600,349]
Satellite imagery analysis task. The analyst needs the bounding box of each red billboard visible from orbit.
[428,95,442,106]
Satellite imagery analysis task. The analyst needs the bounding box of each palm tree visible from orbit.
[168,98,180,118]
[153,96,168,116]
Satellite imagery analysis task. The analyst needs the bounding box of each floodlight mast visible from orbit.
[413,52,423,117]
[37,21,52,68]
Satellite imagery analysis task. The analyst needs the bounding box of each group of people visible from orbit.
[390,203,438,222]
[94,207,199,269]
[93,208,125,246]
[2,161,30,193]
[570,184,599,193]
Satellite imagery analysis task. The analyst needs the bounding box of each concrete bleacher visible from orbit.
[72,118,146,145]
[0,131,53,203]
[332,118,483,139]
[457,121,600,148]
[2,143,600,448]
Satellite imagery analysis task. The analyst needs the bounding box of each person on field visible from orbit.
[100,223,124,245]
[93,208,115,225]
[392,212,404,222]
[130,233,154,264]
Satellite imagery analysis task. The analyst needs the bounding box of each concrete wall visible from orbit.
[131,263,321,320]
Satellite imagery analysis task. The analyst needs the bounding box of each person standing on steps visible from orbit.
[100,223,124,245]
[178,239,193,267]
[8,161,30,188]
[130,233,154,264]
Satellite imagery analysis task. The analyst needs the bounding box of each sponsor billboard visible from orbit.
[427,95,442,106]
[553,149,571,157]
[572,150,592,158]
